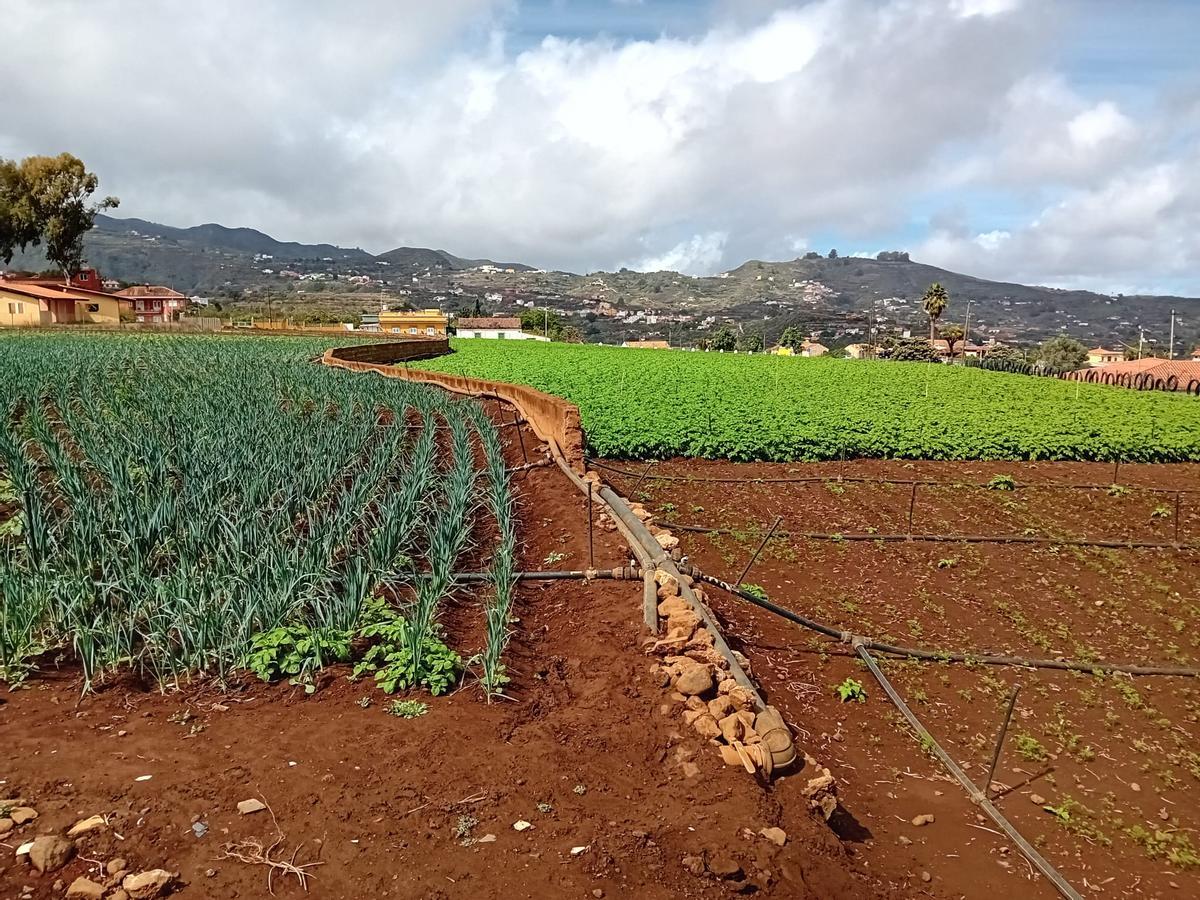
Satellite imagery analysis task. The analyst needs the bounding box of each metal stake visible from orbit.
[907,482,918,535]
[1175,492,1182,543]
[736,515,783,586]
[631,460,656,496]
[1113,459,1120,484]
[512,407,528,464]
[985,685,1021,798]
[587,481,595,569]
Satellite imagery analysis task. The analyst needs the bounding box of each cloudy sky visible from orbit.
[4,0,1198,293]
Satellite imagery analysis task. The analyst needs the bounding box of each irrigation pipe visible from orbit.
[669,521,1198,551]
[854,642,1085,900]
[587,458,1200,495]
[387,567,640,584]
[682,566,1200,678]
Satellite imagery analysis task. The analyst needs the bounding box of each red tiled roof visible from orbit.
[457,317,521,329]
[0,280,109,303]
[114,285,187,299]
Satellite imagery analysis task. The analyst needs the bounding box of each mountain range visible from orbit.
[4,214,1196,348]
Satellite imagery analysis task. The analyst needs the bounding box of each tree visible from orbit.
[880,337,939,362]
[803,251,821,260]
[736,331,763,353]
[558,325,584,344]
[827,249,839,259]
[941,323,965,358]
[779,325,804,351]
[985,344,1024,363]
[519,307,563,339]
[1037,335,1088,372]
[921,282,949,342]
[0,153,118,280]
[709,326,736,352]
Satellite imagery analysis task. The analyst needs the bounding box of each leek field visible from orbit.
[415,340,1200,462]
[0,333,516,697]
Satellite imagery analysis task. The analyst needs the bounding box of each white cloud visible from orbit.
[919,161,1200,291]
[1,0,1196,293]
[627,232,729,274]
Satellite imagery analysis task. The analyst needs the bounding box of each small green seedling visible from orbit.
[1108,483,1131,497]
[387,699,429,719]
[741,583,769,602]
[835,677,867,703]
[936,558,958,569]
[1151,505,1171,519]
[987,474,1016,491]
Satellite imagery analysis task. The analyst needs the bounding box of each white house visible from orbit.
[456,316,549,341]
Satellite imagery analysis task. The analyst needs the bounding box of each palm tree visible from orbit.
[922,282,949,343]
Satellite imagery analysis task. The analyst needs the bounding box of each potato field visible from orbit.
[0,333,516,697]
[415,340,1200,462]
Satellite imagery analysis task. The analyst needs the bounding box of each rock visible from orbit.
[920,871,932,883]
[707,856,743,880]
[654,570,680,597]
[477,834,497,843]
[911,814,935,827]
[681,762,701,779]
[691,713,722,741]
[28,835,76,873]
[719,713,749,744]
[674,661,713,697]
[655,532,680,552]
[237,798,266,815]
[593,890,605,898]
[897,835,912,846]
[685,627,716,650]
[681,854,706,876]
[1030,794,1046,806]
[1130,782,1141,792]
[0,818,13,835]
[571,846,589,856]
[15,839,34,856]
[67,815,107,838]
[9,807,37,826]
[657,596,691,619]
[121,869,175,899]
[758,827,787,847]
[110,892,130,900]
[107,858,128,876]
[703,692,732,717]
[666,608,702,637]
[513,820,532,832]
[66,876,106,899]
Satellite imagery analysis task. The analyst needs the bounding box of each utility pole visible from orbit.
[543,306,548,338]
[1168,309,1176,360]
[1138,327,1145,359]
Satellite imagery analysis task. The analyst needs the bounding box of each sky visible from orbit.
[4,0,1199,294]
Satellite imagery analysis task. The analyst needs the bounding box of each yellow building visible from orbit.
[378,308,448,337]
[1,281,122,327]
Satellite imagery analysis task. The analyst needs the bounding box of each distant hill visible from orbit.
[3,213,1195,347]
[3,215,531,293]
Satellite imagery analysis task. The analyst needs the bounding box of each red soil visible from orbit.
[1,420,881,900]
[613,457,1200,899]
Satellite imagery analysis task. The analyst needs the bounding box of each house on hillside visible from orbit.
[1087,347,1123,366]
[115,285,189,323]
[455,317,548,341]
[799,340,828,357]
[845,343,869,359]
[1,279,122,327]
[379,308,447,336]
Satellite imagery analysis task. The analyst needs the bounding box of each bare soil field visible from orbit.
[601,458,1200,899]
[1,418,881,900]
